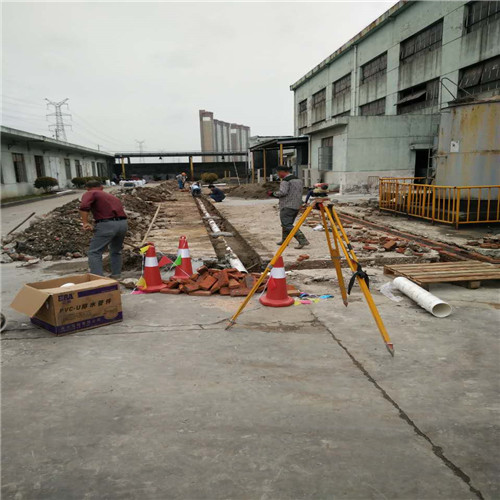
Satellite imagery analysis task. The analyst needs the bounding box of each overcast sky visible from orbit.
[2,1,396,154]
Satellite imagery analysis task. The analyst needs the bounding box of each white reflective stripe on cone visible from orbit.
[179,249,190,258]
[270,267,286,279]
[145,257,159,267]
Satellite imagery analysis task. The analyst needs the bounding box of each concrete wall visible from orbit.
[1,139,112,199]
[307,114,439,191]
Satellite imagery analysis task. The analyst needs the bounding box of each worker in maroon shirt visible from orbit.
[79,180,128,279]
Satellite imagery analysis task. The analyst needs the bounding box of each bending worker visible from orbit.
[79,180,128,279]
[208,184,226,202]
[268,165,310,249]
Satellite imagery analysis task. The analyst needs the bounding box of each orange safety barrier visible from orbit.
[379,178,500,228]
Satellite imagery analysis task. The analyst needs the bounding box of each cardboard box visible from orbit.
[11,274,123,335]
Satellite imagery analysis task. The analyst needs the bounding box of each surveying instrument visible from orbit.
[226,198,395,356]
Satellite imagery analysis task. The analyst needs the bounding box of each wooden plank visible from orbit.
[385,263,492,271]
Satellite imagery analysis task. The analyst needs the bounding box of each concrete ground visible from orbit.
[1,193,499,499]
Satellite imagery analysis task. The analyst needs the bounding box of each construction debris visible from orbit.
[227,181,279,199]
[1,183,176,262]
[160,266,300,297]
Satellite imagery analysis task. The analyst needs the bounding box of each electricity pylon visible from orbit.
[45,98,72,141]
[136,139,145,163]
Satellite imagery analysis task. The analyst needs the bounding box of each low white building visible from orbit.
[1,126,114,199]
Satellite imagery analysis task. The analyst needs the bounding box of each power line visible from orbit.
[45,98,72,141]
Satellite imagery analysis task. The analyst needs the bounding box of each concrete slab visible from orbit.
[1,200,498,498]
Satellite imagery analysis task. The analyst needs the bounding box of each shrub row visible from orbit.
[71,176,109,188]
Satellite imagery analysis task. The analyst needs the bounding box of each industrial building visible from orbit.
[291,0,500,192]
[199,110,250,163]
[1,126,113,199]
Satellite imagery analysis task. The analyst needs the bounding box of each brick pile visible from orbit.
[160,266,300,297]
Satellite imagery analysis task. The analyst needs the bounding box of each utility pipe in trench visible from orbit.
[195,198,247,273]
[393,277,452,318]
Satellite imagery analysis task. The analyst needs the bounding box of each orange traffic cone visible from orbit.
[174,236,194,281]
[259,256,294,307]
[138,243,167,293]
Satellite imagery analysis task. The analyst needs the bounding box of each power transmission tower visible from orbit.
[135,139,145,163]
[45,98,72,141]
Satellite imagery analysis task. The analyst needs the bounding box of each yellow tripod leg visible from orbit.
[319,205,348,306]
[226,204,315,329]
[323,205,394,356]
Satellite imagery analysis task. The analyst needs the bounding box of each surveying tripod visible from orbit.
[226,199,394,356]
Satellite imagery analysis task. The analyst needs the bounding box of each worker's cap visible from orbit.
[277,165,292,172]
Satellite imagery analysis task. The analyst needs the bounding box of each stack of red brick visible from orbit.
[160,266,301,297]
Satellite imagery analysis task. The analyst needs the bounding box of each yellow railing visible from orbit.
[379,178,500,228]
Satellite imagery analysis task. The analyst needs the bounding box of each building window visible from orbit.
[400,20,443,64]
[333,110,350,118]
[458,56,500,97]
[360,98,386,116]
[318,137,333,171]
[312,88,326,124]
[465,1,500,33]
[75,159,83,177]
[298,99,308,130]
[97,162,106,177]
[396,79,439,114]
[64,158,72,179]
[361,53,387,83]
[91,161,96,176]
[34,155,45,178]
[12,153,28,183]
[333,73,351,97]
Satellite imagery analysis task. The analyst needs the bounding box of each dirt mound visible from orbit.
[227,182,279,199]
[6,184,176,260]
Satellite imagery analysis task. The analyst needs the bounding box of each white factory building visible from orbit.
[291,0,500,191]
[1,126,114,199]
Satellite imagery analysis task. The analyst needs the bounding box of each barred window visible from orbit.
[360,98,386,116]
[64,158,72,179]
[12,153,28,183]
[34,155,45,178]
[298,99,308,130]
[333,74,351,97]
[361,53,387,83]
[312,88,326,124]
[318,137,333,171]
[465,1,500,33]
[75,159,83,177]
[396,79,439,114]
[459,56,500,96]
[400,21,443,64]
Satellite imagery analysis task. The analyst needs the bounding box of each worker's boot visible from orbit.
[276,229,289,246]
[294,231,310,250]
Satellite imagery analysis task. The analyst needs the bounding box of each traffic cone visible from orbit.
[138,242,167,293]
[174,236,194,281]
[259,256,294,307]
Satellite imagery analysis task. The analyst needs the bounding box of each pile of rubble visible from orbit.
[227,182,280,199]
[1,183,176,263]
[465,236,500,250]
[159,266,300,297]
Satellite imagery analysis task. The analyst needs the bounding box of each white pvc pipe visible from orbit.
[195,198,247,273]
[393,277,452,318]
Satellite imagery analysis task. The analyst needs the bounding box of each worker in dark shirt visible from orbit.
[79,180,128,279]
[208,184,226,202]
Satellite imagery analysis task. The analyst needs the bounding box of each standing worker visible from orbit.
[79,180,128,279]
[176,172,187,189]
[268,165,310,249]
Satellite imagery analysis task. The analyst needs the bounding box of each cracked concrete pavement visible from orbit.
[2,257,499,499]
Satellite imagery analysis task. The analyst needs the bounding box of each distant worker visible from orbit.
[190,181,201,197]
[268,165,310,249]
[79,180,128,279]
[208,184,226,202]
[176,172,187,189]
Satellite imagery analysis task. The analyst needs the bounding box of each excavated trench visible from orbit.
[196,197,263,272]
